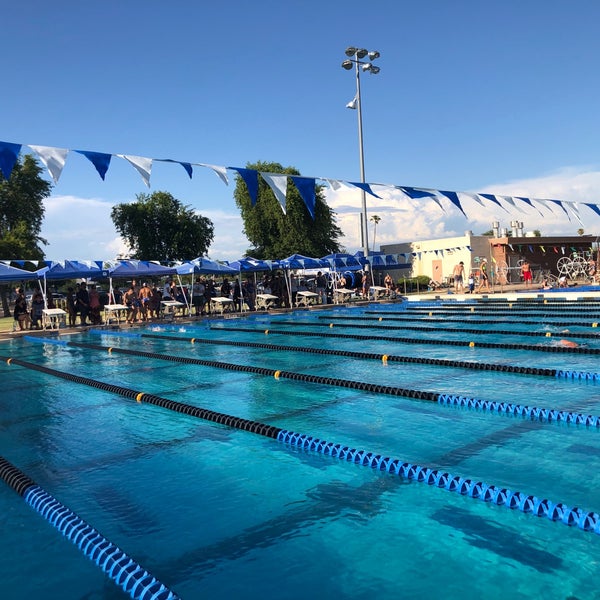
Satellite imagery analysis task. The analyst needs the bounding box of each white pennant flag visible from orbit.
[568,202,585,227]
[28,145,69,183]
[196,163,229,185]
[323,178,342,190]
[118,154,152,187]
[260,172,288,213]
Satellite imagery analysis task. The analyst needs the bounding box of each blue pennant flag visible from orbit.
[348,182,381,198]
[76,150,112,180]
[399,186,436,199]
[582,203,600,218]
[290,176,316,219]
[0,141,22,179]
[157,158,193,178]
[439,190,467,217]
[479,193,509,212]
[230,167,259,205]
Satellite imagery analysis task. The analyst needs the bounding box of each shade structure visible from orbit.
[0,263,40,282]
[106,260,177,278]
[353,251,408,269]
[226,257,275,272]
[176,257,238,276]
[279,254,327,270]
[41,260,105,280]
[320,253,361,270]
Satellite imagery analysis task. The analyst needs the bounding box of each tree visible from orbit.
[370,215,381,251]
[0,154,52,259]
[578,228,585,236]
[233,161,343,259]
[111,191,214,261]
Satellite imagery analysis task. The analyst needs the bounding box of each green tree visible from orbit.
[233,161,343,259]
[370,214,381,251]
[0,154,51,259]
[111,191,214,261]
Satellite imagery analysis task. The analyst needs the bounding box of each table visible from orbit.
[42,308,66,330]
[103,304,129,325]
[161,300,186,319]
[295,291,319,307]
[256,293,278,310]
[333,288,356,304]
[370,286,388,300]
[210,297,235,315]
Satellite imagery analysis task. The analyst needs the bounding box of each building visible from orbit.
[381,224,598,286]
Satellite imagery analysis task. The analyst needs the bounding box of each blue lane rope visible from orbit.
[22,340,600,429]
[276,430,600,533]
[3,356,600,538]
[0,457,178,600]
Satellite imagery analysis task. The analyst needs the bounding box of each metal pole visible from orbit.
[355,60,369,264]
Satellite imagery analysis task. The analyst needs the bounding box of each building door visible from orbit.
[432,259,443,284]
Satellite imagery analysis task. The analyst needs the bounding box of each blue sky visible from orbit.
[3,0,600,261]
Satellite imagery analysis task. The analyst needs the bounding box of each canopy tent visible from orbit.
[104,260,178,308]
[226,257,275,272]
[0,263,40,282]
[278,253,327,270]
[175,257,238,276]
[320,253,362,270]
[41,260,105,280]
[353,251,410,269]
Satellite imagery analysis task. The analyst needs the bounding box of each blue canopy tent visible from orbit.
[176,257,238,276]
[226,258,276,311]
[0,263,41,282]
[105,260,178,308]
[36,260,105,308]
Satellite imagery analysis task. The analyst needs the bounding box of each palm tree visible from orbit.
[370,215,381,251]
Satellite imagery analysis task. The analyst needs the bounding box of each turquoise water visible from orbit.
[2,301,600,599]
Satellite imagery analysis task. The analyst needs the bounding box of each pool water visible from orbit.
[2,300,600,599]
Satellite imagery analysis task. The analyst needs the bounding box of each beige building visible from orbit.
[381,231,491,285]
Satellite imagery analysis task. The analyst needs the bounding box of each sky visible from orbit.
[3,0,600,262]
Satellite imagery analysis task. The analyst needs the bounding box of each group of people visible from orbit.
[452,260,487,294]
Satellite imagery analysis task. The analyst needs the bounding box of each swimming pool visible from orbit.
[2,298,600,599]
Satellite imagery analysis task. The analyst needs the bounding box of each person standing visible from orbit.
[476,258,491,293]
[191,277,205,316]
[521,260,532,288]
[76,282,90,325]
[316,271,327,304]
[453,262,465,293]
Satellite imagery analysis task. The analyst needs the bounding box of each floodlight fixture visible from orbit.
[340,47,382,261]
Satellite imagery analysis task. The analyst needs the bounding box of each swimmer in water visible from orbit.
[559,339,579,348]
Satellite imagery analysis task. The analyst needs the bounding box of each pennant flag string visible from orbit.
[2,138,600,223]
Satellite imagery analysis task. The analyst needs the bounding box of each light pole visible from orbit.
[342,46,381,265]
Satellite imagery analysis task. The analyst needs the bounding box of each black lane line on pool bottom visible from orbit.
[26,339,600,429]
[363,313,600,328]
[0,456,179,600]
[4,354,600,538]
[225,325,600,355]
[303,317,600,340]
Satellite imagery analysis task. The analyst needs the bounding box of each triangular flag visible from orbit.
[197,163,229,185]
[479,193,510,213]
[156,158,193,178]
[28,145,69,183]
[290,176,316,219]
[75,150,112,180]
[0,141,21,179]
[398,186,435,199]
[260,172,288,213]
[118,154,152,187]
[229,167,259,205]
[583,203,600,218]
[438,190,467,217]
[322,178,342,190]
[348,181,381,198]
